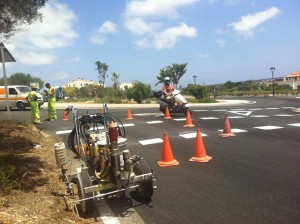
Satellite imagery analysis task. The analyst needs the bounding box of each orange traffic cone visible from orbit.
[190,128,212,162]
[62,111,68,121]
[126,108,133,120]
[184,110,195,127]
[219,113,236,137]
[158,132,179,167]
[164,106,171,119]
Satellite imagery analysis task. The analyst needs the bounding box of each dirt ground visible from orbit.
[0,120,93,223]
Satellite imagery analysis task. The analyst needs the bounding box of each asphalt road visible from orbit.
[1,96,300,224]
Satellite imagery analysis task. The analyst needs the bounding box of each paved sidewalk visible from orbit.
[41,99,255,110]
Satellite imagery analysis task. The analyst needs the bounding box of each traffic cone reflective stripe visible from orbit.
[189,128,212,163]
[62,111,68,121]
[126,108,133,120]
[219,113,235,137]
[164,106,171,119]
[184,110,195,127]
[158,132,179,167]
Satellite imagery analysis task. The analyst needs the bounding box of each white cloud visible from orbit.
[124,0,198,19]
[17,52,56,65]
[51,72,71,81]
[124,17,160,36]
[198,53,210,58]
[123,0,198,49]
[90,20,117,45]
[8,2,78,65]
[229,7,281,38]
[216,39,225,48]
[65,56,80,63]
[153,23,197,49]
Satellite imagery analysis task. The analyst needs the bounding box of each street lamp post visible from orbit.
[193,75,197,85]
[270,67,275,96]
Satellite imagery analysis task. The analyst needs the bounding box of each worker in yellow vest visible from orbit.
[44,83,57,121]
[26,84,41,124]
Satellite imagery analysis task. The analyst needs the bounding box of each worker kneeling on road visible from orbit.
[26,84,41,124]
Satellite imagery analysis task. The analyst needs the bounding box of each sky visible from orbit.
[1,0,300,89]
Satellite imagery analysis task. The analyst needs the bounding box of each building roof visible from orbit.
[287,70,300,77]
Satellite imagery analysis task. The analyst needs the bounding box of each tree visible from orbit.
[186,84,207,99]
[126,82,152,103]
[0,72,44,88]
[155,63,188,88]
[111,72,119,91]
[0,0,48,40]
[95,61,108,87]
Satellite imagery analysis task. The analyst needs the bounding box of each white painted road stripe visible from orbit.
[274,114,294,117]
[287,123,300,127]
[56,130,72,135]
[147,120,164,124]
[139,138,163,145]
[254,126,284,130]
[250,115,269,118]
[180,132,207,138]
[200,117,218,120]
[193,109,209,112]
[218,128,248,133]
[228,116,244,119]
[123,123,135,127]
[174,118,186,121]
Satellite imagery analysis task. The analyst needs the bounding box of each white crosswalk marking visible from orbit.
[254,126,284,130]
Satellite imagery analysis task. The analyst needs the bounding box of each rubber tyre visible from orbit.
[134,159,154,199]
[76,169,94,214]
[16,102,25,111]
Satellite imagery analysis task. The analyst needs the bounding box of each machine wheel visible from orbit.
[134,159,154,199]
[76,169,94,214]
[16,102,25,111]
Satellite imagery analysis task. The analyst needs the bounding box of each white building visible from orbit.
[66,78,100,89]
[119,82,133,90]
[271,70,300,90]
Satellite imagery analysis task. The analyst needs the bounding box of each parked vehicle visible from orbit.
[0,85,44,111]
[153,89,191,116]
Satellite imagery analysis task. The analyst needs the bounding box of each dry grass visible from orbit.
[0,120,86,223]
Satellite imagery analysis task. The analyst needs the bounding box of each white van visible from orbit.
[0,85,44,111]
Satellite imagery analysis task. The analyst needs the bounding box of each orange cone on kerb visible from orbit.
[158,132,179,167]
[219,113,236,137]
[189,128,212,163]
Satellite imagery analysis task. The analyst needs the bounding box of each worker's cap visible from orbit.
[30,84,37,89]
